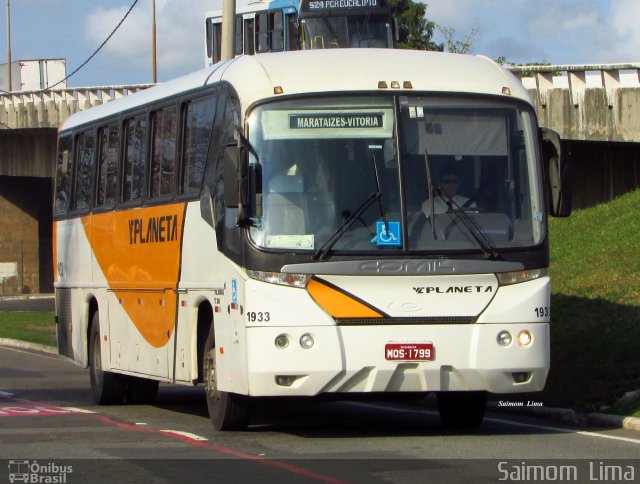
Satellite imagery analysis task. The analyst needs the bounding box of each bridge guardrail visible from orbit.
[507,63,640,107]
[0,85,154,129]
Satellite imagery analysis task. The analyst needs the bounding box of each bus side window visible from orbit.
[96,124,120,209]
[271,11,284,52]
[74,130,96,212]
[205,18,214,61]
[234,15,243,56]
[150,106,178,200]
[122,115,148,204]
[256,13,268,53]
[214,90,241,258]
[212,22,222,64]
[182,96,217,195]
[244,17,255,55]
[54,136,73,215]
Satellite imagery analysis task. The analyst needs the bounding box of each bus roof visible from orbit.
[60,50,532,132]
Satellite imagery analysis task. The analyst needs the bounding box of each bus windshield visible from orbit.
[247,95,545,255]
[301,14,391,49]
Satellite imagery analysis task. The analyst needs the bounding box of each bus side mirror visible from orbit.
[223,146,241,208]
[249,163,263,221]
[541,128,572,217]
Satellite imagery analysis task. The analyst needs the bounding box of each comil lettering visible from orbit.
[129,215,179,245]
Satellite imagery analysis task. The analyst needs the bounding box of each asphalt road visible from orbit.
[0,345,639,484]
[0,295,55,313]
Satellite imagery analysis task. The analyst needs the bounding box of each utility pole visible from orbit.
[6,0,12,91]
[151,0,157,83]
[221,0,236,61]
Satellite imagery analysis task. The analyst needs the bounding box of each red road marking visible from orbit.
[95,415,347,484]
[0,404,77,417]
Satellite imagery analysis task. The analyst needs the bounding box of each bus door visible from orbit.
[284,9,298,50]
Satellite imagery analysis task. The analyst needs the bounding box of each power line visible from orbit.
[0,0,140,95]
[47,0,140,90]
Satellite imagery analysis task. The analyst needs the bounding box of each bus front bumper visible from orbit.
[243,323,549,397]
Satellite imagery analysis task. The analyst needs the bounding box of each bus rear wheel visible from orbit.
[202,326,251,431]
[89,312,126,405]
[437,391,487,429]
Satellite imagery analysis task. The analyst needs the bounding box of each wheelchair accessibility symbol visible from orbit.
[374,221,402,247]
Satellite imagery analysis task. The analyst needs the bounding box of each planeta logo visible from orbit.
[128,214,179,245]
[413,285,494,294]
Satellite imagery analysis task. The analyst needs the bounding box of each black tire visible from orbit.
[202,323,251,431]
[89,312,126,405]
[126,376,159,404]
[437,391,487,429]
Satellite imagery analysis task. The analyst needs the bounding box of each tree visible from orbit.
[390,0,443,51]
[438,26,479,54]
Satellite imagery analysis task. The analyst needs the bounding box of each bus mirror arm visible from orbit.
[540,128,572,217]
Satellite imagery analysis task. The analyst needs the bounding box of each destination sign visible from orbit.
[289,113,384,129]
[301,0,389,14]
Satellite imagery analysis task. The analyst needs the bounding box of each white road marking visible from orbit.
[58,407,97,414]
[485,416,640,445]
[159,430,208,441]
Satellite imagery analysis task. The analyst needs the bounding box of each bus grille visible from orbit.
[335,316,476,325]
[56,288,74,359]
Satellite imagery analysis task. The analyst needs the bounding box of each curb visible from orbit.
[0,338,58,355]
[0,294,55,301]
[587,412,640,431]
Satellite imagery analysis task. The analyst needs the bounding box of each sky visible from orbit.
[0,0,638,88]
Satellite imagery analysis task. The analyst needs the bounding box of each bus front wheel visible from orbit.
[202,326,251,431]
[437,391,487,429]
[89,312,126,405]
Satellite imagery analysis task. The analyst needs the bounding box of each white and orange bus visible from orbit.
[54,49,570,431]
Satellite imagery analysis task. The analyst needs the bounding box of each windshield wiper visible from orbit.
[436,188,502,260]
[423,150,437,239]
[371,151,389,235]
[313,191,381,260]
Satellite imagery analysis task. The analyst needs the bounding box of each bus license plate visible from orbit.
[385,343,435,361]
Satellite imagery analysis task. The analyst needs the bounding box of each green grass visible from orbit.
[543,188,640,416]
[0,311,56,347]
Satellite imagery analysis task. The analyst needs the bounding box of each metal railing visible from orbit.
[507,63,640,106]
[0,84,154,129]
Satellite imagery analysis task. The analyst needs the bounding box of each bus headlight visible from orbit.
[247,270,310,288]
[275,334,289,349]
[497,331,512,346]
[496,268,548,286]
[517,330,533,346]
[299,333,315,349]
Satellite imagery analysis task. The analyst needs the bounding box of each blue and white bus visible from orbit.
[204,0,394,66]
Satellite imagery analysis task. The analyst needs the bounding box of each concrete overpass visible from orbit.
[0,64,639,295]
[0,85,150,295]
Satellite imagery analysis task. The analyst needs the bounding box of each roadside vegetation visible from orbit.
[544,188,640,417]
[0,311,56,347]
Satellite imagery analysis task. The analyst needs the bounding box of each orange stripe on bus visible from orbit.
[82,203,186,348]
[306,278,383,319]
